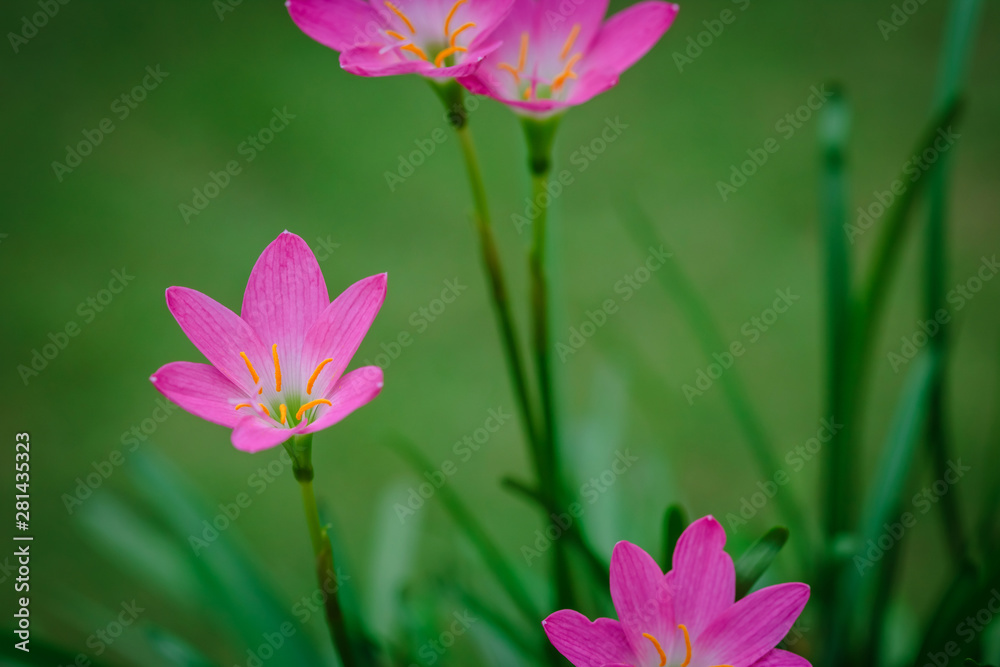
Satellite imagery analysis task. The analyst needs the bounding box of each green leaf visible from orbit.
[734,527,789,599]
[661,505,687,571]
[367,480,425,638]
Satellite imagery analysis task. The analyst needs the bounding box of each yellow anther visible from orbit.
[384,1,415,34]
[272,344,282,392]
[551,52,582,91]
[258,403,270,417]
[449,22,475,46]
[296,399,333,421]
[240,352,260,384]
[497,63,520,82]
[642,634,667,666]
[307,358,334,395]
[678,624,692,667]
[234,403,252,411]
[523,84,534,100]
[444,0,466,37]
[434,45,467,67]
[560,23,581,59]
[258,387,263,395]
[517,31,529,71]
[401,43,429,61]
[279,404,287,425]
[385,29,407,41]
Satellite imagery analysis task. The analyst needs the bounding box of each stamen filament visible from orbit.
[385,29,407,41]
[384,1,416,34]
[258,403,271,417]
[523,84,534,100]
[443,0,466,37]
[642,633,666,667]
[272,344,282,392]
[517,32,529,71]
[279,403,288,425]
[401,43,429,61]
[560,23,581,59]
[434,45,467,67]
[234,403,252,411]
[678,624,692,667]
[449,22,475,46]
[296,398,333,421]
[497,63,520,82]
[307,358,334,395]
[240,352,260,384]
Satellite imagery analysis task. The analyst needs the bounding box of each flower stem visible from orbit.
[288,435,357,667]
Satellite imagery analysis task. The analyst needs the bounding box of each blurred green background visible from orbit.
[2,0,998,664]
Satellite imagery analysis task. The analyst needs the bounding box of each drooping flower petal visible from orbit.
[300,273,387,397]
[584,2,679,76]
[150,361,245,428]
[231,414,296,453]
[750,648,813,667]
[694,583,810,667]
[297,365,384,434]
[610,541,676,664]
[542,610,636,667]
[165,286,270,396]
[667,515,735,640]
[287,0,383,52]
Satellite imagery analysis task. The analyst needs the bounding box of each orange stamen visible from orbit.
[271,344,282,392]
[678,624,692,667]
[443,0,466,37]
[434,45,467,67]
[401,43,429,61]
[307,358,334,395]
[296,398,333,421]
[517,31,529,71]
[279,403,287,425]
[560,23,581,59]
[234,403,252,411]
[642,634,666,666]
[384,1,415,34]
[240,352,260,384]
[385,29,407,41]
[497,62,520,82]
[449,22,475,46]
[257,403,270,417]
[552,52,582,91]
[523,84,534,100]
[258,387,263,395]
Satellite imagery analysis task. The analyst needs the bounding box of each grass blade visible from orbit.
[661,504,687,571]
[734,526,790,599]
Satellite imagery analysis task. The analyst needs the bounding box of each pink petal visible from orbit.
[150,362,245,428]
[584,1,678,75]
[165,286,269,396]
[564,68,620,106]
[287,0,384,53]
[300,273,386,397]
[231,415,294,453]
[297,365,384,434]
[750,648,812,667]
[464,0,517,50]
[609,541,676,664]
[241,232,330,386]
[695,583,810,667]
[542,610,636,667]
[667,515,735,641]
[534,0,609,61]
[340,43,497,78]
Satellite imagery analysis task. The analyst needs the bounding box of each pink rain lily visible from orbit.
[287,0,515,78]
[458,0,678,115]
[543,516,810,667]
[150,232,386,453]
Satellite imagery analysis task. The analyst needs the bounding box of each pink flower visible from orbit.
[286,0,515,78]
[150,232,386,453]
[543,516,810,667]
[458,0,678,115]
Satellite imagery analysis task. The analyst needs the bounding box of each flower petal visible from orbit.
[300,273,386,397]
[150,361,245,428]
[695,583,810,667]
[297,365,384,435]
[609,541,676,663]
[287,0,384,53]
[241,231,330,385]
[339,43,498,78]
[231,415,293,453]
[534,0,609,61]
[584,1,678,76]
[750,648,812,667]
[542,610,635,667]
[165,286,269,396]
[667,515,735,640]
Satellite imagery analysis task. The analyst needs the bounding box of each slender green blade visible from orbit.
[734,526,790,599]
[661,504,687,571]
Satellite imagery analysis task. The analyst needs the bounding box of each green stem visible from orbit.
[287,435,357,667]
